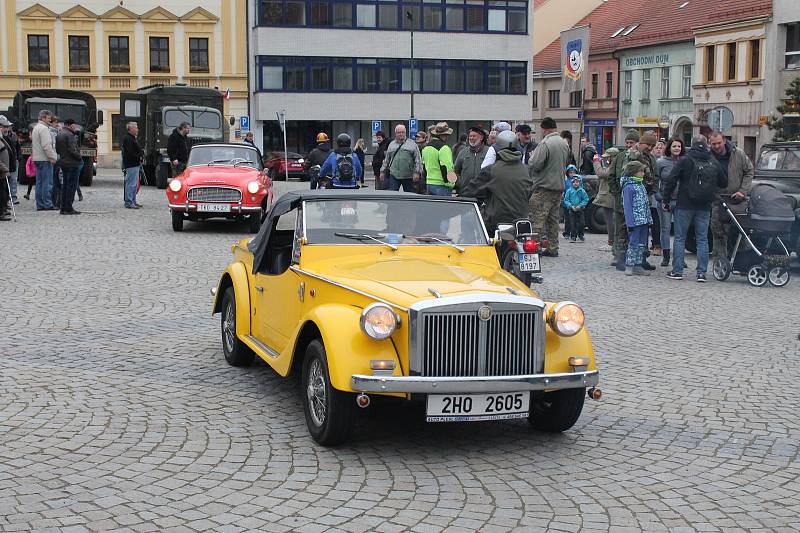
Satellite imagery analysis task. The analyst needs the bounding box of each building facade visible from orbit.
[247,0,534,154]
[693,15,769,161]
[530,73,582,156]
[582,54,619,153]
[0,0,248,166]
[617,42,695,144]
[764,0,800,146]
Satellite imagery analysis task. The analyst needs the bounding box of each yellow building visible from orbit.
[0,0,248,166]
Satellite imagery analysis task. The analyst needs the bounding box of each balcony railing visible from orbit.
[108,77,132,89]
[189,78,210,88]
[27,77,52,88]
[68,77,92,89]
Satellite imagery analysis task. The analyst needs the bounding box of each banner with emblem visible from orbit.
[561,25,591,94]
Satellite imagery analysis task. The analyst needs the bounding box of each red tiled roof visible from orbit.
[533,0,772,73]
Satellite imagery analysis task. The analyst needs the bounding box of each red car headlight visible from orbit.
[168,179,182,192]
[247,181,260,194]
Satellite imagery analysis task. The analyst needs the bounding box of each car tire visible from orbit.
[529,388,585,433]
[586,204,607,234]
[248,213,261,233]
[220,287,254,367]
[171,211,184,232]
[301,339,355,446]
[501,248,531,287]
[156,164,170,189]
[79,160,93,187]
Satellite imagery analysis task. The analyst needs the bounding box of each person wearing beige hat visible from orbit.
[421,122,456,196]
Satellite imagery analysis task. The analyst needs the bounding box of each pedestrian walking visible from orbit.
[372,131,390,190]
[515,124,537,165]
[592,147,619,248]
[528,117,570,257]
[661,135,728,282]
[31,109,57,211]
[579,135,597,175]
[709,131,754,260]
[122,122,144,209]
[167,121,190,176]
[655,138,685,267]
[480,122,512,169]
[0,116,20,205]
[421,122,456,197]
[563,174,589,242]
[621,161,653,276]
[454,126,489,195]
[380,125,421,193]
[462,130,533,234]
[304,132,332,190]
[354,138,367,185]
[55,119,82,215]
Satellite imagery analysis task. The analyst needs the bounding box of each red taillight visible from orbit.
[523,239,538,253]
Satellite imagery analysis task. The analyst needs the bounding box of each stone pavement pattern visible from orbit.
[1,173,799,533]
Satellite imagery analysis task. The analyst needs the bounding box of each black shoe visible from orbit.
[660,250,671,267]
[0,215,10,221]
[696,274,707,283]
[666,271,684,280]
[23,194,29,200]
[578,236,585,242]
[641,260,656,271]
[614,252,626,271]
[541,250,559,257]
[67,210,81,215]
[77,192,83,201]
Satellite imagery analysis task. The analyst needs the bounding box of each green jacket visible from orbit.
[421,137,455,186]
[609,147,660,197]
[454,144,490,194]
[461,147,533,233]
[528,132,570,191]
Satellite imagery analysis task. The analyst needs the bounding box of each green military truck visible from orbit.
[117,84,229,189]
[6,89,102,186]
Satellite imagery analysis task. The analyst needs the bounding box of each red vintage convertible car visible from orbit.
[167,144,273,233]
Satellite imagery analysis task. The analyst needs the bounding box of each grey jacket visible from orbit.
[0,137,10,176]
[714,142,754,196]
[380,138,421,178]
[454,144,489,194]
[591,159,615,209]
[528,132,570,191]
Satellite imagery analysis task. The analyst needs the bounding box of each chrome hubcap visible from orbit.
[306,359,326,427]
[223,302,236,352]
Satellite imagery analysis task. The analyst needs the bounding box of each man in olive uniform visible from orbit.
[609,130,660,270]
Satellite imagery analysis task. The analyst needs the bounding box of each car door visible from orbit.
[252,208,303,355]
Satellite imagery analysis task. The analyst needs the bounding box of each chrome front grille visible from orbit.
[414,303,542,378]
[187,186,241,203]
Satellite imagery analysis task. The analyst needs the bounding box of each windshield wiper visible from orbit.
[334,232,397,251]
[231,158,255,167]
[207,159,232,166]
[404,234,465,253]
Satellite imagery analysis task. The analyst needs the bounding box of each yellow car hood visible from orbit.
[302,250,530,305]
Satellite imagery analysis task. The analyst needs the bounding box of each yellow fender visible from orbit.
[298,304,402,394]
[212,262,252,339]
[543,328,596,374]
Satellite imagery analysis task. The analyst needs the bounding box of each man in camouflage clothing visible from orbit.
[609,130,660,270]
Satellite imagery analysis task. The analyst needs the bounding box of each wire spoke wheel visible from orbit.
[746,265,768,287]
[223,301,236,353]
[768,266,790,287]
[306,359,327,427]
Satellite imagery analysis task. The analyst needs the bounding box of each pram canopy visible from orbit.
[746,184,795,233]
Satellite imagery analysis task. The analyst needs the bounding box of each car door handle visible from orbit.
[255,286,264,292]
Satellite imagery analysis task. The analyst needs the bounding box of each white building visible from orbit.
[246,0,534,154]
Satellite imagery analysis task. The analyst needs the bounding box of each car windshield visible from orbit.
[164,109,221,129]
[28,103,86,124]
[303,199,488,245]
[188,146,262,169]
[757,147,800,171]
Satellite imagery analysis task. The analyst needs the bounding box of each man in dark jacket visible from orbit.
[167,122,190,174]
[371,132,390,190]
[1,116,20,204]
[0,129,11,221]
[122,122,144,209]
[55,119,82,215]
[462,130,533,234]
[579,136,597,175]
[304,132,332,189]
[661,135,728,282]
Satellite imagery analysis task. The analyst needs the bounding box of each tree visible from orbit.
[769,76,800,142]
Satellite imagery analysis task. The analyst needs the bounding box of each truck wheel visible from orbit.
[529,388,585,433]
[142,164,156,187]
[302,340,355,446]
[586,204,607,234]
[220,287,254,367]
[171,211,184,232]
[156,164,170,189]
[79,161,93,186]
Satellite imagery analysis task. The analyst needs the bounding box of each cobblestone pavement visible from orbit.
[1,172,799,533]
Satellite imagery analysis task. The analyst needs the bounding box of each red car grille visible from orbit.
[187,187,242,203]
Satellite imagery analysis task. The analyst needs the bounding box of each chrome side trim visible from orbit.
[242,335,279,359]
[288,267,408,311]
[352,370,599,393]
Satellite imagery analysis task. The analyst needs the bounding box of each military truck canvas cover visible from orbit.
[11,90,98,127]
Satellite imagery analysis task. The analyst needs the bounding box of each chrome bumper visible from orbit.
[169,204,262,213]
[351,370,599,394]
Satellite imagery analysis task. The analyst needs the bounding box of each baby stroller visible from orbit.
[712,184,794,287]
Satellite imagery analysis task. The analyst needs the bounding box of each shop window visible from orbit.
[68,35,90,73]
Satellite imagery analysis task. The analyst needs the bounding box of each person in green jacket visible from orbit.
[421,122,455,196]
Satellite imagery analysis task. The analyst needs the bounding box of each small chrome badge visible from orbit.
[477,305,492,321]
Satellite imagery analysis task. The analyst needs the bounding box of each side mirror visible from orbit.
[96,110,104,126]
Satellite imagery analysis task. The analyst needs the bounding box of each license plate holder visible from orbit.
[197,203,231,213]
[426,392,530,422]
[519,253,541,272]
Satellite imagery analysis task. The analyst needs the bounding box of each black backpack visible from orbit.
[686,158,719,203]
[336,153,354,181]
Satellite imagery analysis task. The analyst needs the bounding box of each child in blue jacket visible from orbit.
[563,174,589,241]
[621,161,653,275]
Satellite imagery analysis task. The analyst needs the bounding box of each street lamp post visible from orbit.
[406,10,415,119]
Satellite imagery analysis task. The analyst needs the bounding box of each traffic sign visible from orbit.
[240,116,250,131]
[371,120,382,147]
[409,118,418,139]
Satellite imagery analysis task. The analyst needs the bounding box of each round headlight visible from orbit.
[550,302,585,336]
[168,179,182,192]
[360,304,399,340]
[247,181,260,194]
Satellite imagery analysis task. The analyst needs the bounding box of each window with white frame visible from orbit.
[641,69,650,100]
[623,71,632,101]
[661,66,670,98]
[682,64,691,98]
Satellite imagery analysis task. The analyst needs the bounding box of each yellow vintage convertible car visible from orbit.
[212,190,600,445]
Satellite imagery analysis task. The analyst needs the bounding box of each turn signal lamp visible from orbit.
[369,360,396,371]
